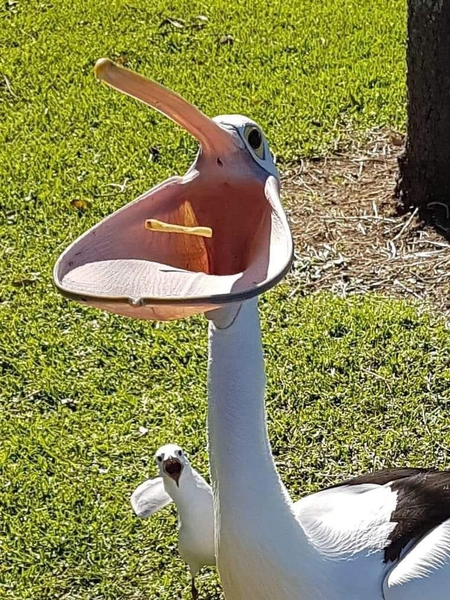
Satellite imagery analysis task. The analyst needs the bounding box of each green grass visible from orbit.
[2,290,450,599]
[3,0,449,599]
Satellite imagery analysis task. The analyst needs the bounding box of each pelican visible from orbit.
[131,444,215,599]
[55,60,450,599]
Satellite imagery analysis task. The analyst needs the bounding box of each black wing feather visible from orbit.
[329,467,434,489]
[385,470,450,562]
[327,467,450,563]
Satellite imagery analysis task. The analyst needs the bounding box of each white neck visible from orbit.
[207,299,318,600]
[163,467,209,519]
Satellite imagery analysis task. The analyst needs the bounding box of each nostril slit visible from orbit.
[217,158,223,167]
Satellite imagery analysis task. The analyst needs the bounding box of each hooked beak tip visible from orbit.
[94,57,114,82]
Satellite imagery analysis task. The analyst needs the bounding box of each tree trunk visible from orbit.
[397,0,450,219]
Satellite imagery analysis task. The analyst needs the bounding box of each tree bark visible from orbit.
[397,0,450,217]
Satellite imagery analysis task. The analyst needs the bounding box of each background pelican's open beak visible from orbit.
[53,60,293,321]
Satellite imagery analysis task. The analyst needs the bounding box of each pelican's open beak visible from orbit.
[163,457,183,487]
[53,59,293,320]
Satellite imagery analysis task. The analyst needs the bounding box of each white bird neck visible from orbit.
[164,467,202,505]
[207,299,284,497]
[207,298,318,599]
[164,468,212,531]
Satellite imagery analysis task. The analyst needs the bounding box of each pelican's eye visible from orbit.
[177,450,183,457]
[244,126,265,160]
[157,455,162,462]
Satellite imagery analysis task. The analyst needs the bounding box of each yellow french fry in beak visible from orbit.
[145,219,213,238]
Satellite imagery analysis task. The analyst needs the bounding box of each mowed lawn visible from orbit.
[2,1,450,599]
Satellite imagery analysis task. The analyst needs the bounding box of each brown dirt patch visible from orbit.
[280,129,450,317]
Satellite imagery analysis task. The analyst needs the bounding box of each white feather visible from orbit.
[384,518,450,600]
[296,483,398,558]
[130,476,172,517]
